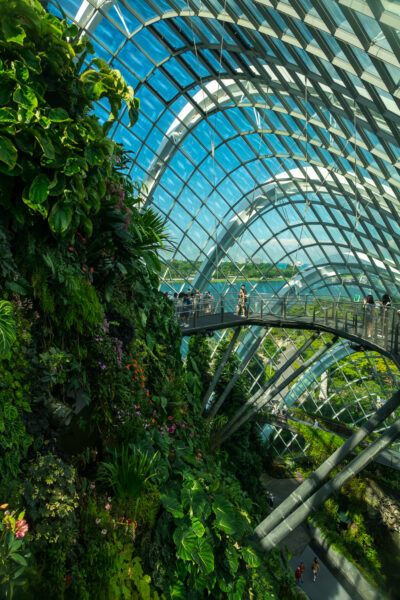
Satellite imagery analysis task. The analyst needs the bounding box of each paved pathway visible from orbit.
[289,546,353,600]
[261,474,358,600]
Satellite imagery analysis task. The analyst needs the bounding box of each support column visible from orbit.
[207,329,266,421]
[201,327,242,415]
[212,333,318,437]
[258,416,400,551]
[254,389,400,539]
[212,336,338,449]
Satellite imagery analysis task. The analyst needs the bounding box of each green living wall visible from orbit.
[0,2,300,598]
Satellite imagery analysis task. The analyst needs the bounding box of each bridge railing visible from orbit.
[174,293,400,356]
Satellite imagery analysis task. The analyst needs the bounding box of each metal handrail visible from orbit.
[173,293,400,356]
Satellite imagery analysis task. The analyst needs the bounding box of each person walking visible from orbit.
[299,561,305,583]
[311,557,320,582]
[268,492,274,509]
[295,566,302,586]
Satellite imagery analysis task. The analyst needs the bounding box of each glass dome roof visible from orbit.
[50,0,400,444]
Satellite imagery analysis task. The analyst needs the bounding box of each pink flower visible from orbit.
[15,519,29,539]
[105,503,112,511]
[168,416,173,421]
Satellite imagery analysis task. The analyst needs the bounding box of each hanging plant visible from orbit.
[0,0,139,238]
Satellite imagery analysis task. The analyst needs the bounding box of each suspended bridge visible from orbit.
[176,293,400,363]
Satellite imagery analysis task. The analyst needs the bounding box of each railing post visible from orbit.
[260,299,263,320]
[390,309,396,353]
[304,296,308,316]
[282,298,286,317]
[193,304,197,328]
[313,305,316,322]
[344,311,348,332]
[221,298,224,323]
[354,314,358,336]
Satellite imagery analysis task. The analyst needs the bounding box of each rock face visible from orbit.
[364,480,400,533]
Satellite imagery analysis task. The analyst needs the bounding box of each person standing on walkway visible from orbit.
[299,561,305,583]
[237,285,247,316]
[311,557,320,582]
[182,294,192,327]
[295,566,302,585]
[313,418,319,428]
[268,492,274,509]
[363,294,375,338]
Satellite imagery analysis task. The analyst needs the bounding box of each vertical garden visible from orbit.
[0,1,299,598]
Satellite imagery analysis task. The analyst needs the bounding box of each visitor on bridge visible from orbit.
[313,419,319,429]
[299,561,305,583]
[237,284,247,316]
[203,291,212,313]
[295,566,302,586]
[182,294,192,327]
[363,294,375,338]
[381,293,391,308]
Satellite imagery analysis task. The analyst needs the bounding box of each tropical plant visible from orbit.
[0,505,30,600]
[97,444,159,502]
[21,453,79,547]
[0,301,16,357]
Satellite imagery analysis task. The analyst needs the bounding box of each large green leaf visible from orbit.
[191,537,214,574]
[48,201,73,233]
[212,494,246,537]
[241,543,262,567]
[9,553,27,567]
[48,107,71,122]
[0,135,17,169]
[225,545,239,575]
[190,517,205,538]
[181,479,211,521]
[169,582,186,599]
[173,523,198,561]
[1,16,26,45]
[227,575,246,600]
[84,144,104,166]
[28,174,50,206]
[0,108,17,122]
[34,131,55,159]
[12,60,29,82]
[160,488,184,519]
[0,300,17,357]
[13,85,38,110]
[64,156,87,176]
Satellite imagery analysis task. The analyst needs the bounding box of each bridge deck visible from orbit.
[179,305,399,364]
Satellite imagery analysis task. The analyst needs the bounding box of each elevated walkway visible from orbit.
[177,294,400,364]
[262,413,400,471]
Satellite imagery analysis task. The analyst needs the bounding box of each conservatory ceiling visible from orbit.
[51,0,400,301]
[51,0,400,441]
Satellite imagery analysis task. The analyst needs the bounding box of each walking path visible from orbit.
[289,546,353,600]
[261,474,359,600]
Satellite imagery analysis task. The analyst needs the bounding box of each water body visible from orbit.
[161,279,364,299]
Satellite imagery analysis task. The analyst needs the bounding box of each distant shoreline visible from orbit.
[163,277,285,283]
